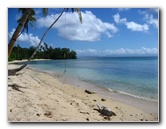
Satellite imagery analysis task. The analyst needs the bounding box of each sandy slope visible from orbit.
[8,64,158,122]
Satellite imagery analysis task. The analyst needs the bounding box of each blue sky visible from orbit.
[8,8,158,56]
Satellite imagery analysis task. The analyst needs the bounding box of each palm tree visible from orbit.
[9,8,82,73]
[8,8,48,58]
[19,8,82,70]
[17,8,36,35]
[8,8,32,58]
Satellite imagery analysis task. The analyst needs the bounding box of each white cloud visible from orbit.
[76,49,98,55]
[113,13,127,24]
[76,47,158,56]
[113,13,149,32]
[37,11,118,41]
[125,21,149,32]
[151,8,159,13]
[138,9,158,28]
[144,14,158,28]
[118,8,130,11]
[9,29,40,46]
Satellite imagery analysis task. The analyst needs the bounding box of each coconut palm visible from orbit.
[8,8,48,58]
[9,8,82,73]
[17,8,36,34]
[8,8,32,57]
[19,8,82,71]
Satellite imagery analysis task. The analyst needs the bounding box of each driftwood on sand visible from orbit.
[96,104,116,117]
[8,83,28,93]
[8,65,26,76]
[85,90,96,94]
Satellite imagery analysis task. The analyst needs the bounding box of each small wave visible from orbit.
[107,88,158,102]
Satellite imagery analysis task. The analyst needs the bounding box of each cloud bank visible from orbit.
[9,29,40,46]
[113,13,149,32]
[76,47,158,56]
[37,11,118,41]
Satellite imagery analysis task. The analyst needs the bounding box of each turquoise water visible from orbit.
[27,56,158,101]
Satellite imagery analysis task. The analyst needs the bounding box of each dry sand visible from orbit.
[8,64,159,122]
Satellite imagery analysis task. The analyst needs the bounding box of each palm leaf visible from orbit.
[76,8,82,24]
[68,8,82,24]
[43,8,48,16]
[29,22,34,28]
[71,8,74,12]
[17,8,36,33]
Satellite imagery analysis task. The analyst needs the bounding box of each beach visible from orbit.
[8,64,158,122]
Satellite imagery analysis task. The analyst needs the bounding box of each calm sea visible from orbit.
[27,56,158,101]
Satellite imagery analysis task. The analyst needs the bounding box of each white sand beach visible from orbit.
[8,64,158,122]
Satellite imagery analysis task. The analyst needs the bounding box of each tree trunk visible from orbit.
[17,8,66,71]
[8,8,32,58]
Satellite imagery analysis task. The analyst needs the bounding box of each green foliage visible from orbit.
[8,53,16,62]
[17,8,36,33]
[43,8,48,17]
[9,42,77,61]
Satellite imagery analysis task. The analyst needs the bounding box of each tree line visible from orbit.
[9,42,77,61]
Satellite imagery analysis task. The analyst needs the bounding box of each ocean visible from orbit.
[27,56,158,102]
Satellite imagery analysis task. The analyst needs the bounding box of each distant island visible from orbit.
[8,42,77,61]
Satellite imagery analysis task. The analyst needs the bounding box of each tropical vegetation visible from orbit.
[8,43,77,61]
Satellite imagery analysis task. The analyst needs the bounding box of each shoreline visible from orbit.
[50,70,158,116]
[8,59,52,64]
[8,64,159,122]
[28,64,158,102]
[27,66,158,116]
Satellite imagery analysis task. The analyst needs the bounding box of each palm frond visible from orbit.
[17,18,21,23]
[24,20,29,33]
[76,8,82,24]
[30,17,36,22]
[71,8,74,12]
[29,22,34,29]
[65,8,83,24]
[17,8,36,33]
[43,8,48,16]
[31,9,36,15]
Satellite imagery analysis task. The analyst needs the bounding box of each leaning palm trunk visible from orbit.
[8,8,32,57]
[18,8,66,70]
[15,8,82,72]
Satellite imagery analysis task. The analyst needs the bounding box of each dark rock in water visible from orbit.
[85,90,96,94]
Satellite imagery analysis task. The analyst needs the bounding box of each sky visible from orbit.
[8,8,159,57]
